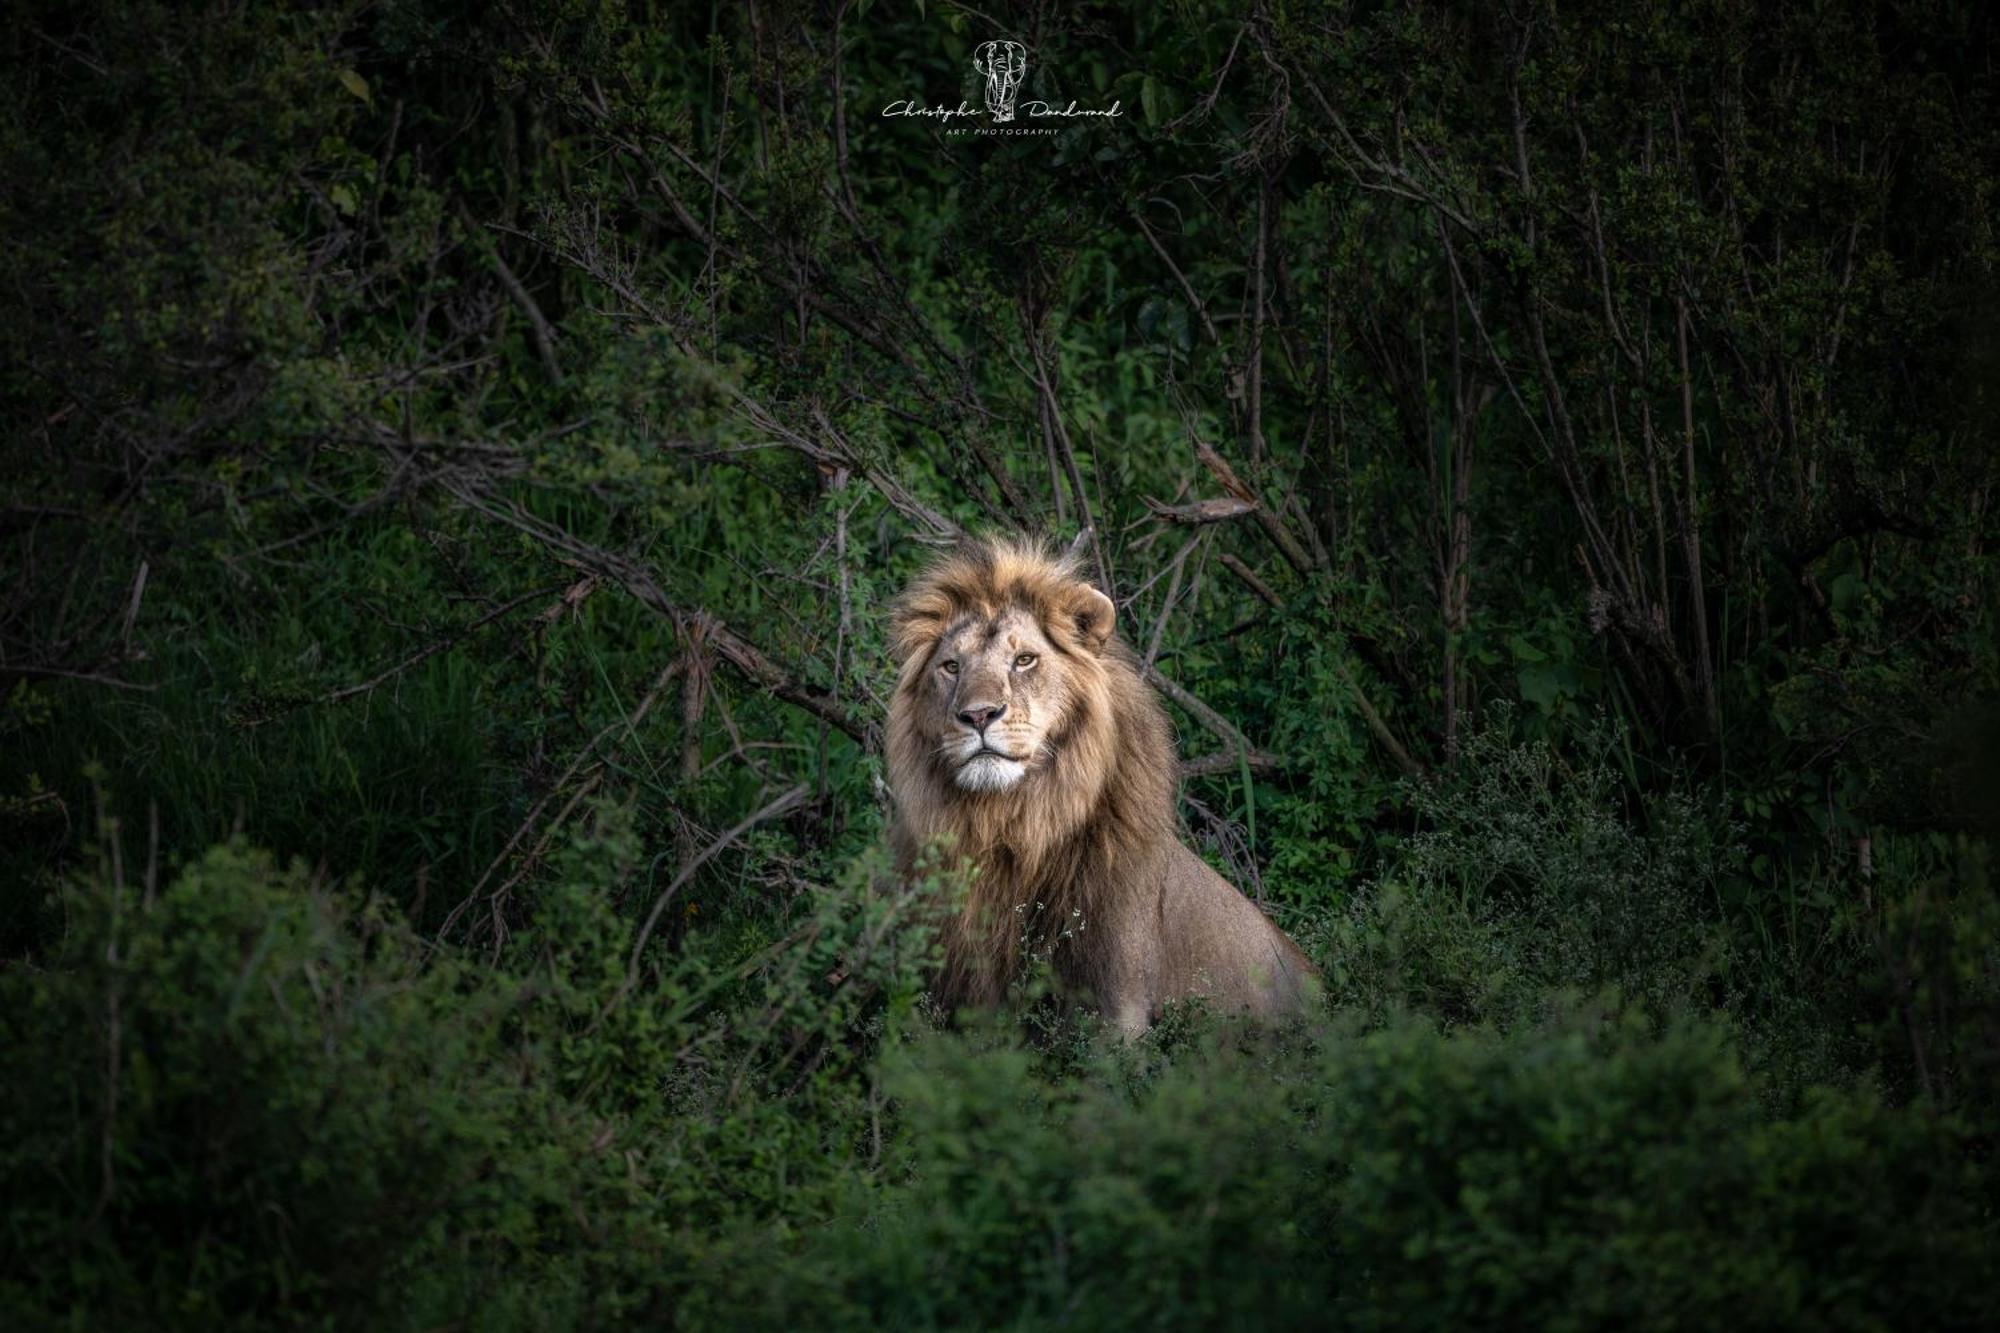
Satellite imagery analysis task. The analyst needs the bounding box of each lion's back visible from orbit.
[1097,842,1320,1029]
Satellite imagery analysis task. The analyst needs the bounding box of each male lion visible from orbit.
[886,536,1318,1036]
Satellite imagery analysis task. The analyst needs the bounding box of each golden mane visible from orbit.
[886,536,1180,1010]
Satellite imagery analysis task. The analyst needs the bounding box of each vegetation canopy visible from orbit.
[1,0,1995,1327]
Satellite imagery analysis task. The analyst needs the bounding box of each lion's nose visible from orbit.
[957,702,1006,732]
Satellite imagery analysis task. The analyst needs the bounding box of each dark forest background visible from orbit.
[3,0,1998,1326]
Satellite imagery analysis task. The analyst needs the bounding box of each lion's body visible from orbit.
[886,538,1317,1036]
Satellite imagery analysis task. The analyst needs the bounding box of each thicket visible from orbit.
[2,0,1996,1327]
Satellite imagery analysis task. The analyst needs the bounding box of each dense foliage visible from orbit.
[2,0,1996,1326]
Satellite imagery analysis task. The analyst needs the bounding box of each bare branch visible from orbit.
[1193,438,1315,575]
[1219,553,1281,607]
[1181,749,1284,779]
[435,658,685,949]
[1063,524,1096,565]
[1129,204,1226,350]
[1021,309,1109,584]
[458,203,563,385]
[1143,495,1258,526]
[1145,662,1255,757]
[292,581,568,716]
[0,664,156,692]
[437,475,867,743]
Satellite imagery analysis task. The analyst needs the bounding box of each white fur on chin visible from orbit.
[955,754,1027,792]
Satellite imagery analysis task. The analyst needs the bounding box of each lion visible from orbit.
[886,535,1319,1037]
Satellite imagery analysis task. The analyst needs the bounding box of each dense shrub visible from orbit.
[4,824,1992,1328]
[0,818,942,1327]
[1317,716,1740,1028]
[0,842,563,1326]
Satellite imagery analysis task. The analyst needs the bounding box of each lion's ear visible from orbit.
[1068,584,1116,652]
[890,591,950,664]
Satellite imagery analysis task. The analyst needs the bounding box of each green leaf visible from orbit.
[336,67,371,107]
[1136,294,1164,339]
[1141,76,1159,126]
[1518,663,1564,708]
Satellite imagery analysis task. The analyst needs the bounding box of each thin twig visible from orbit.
[625,784,809,988]
[0,665,155,692]
[434,659,683,945]
[311,581,566,710]
[1144,532,1203,670]
[457,203,563,385]
[1020,308,1110,586]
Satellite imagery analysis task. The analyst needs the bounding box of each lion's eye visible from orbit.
[1014,652,1038,669]
[939,659,959,676]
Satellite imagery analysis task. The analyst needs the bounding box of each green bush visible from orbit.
[0,817,942,1328]
[1317,1016,1988,1332]
[7,828,1992,1330]
[718,1013,1992,1331]
[1318,716,1739,1028]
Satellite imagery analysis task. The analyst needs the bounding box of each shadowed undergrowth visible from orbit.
[3,755,1994,1328]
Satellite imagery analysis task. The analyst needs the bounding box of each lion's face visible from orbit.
[889,542,1119,800]
[918,605,1073,793]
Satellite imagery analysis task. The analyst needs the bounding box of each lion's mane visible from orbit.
[886,537,1181,1009]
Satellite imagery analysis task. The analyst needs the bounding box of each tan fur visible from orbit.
[887,536,1319,1036]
